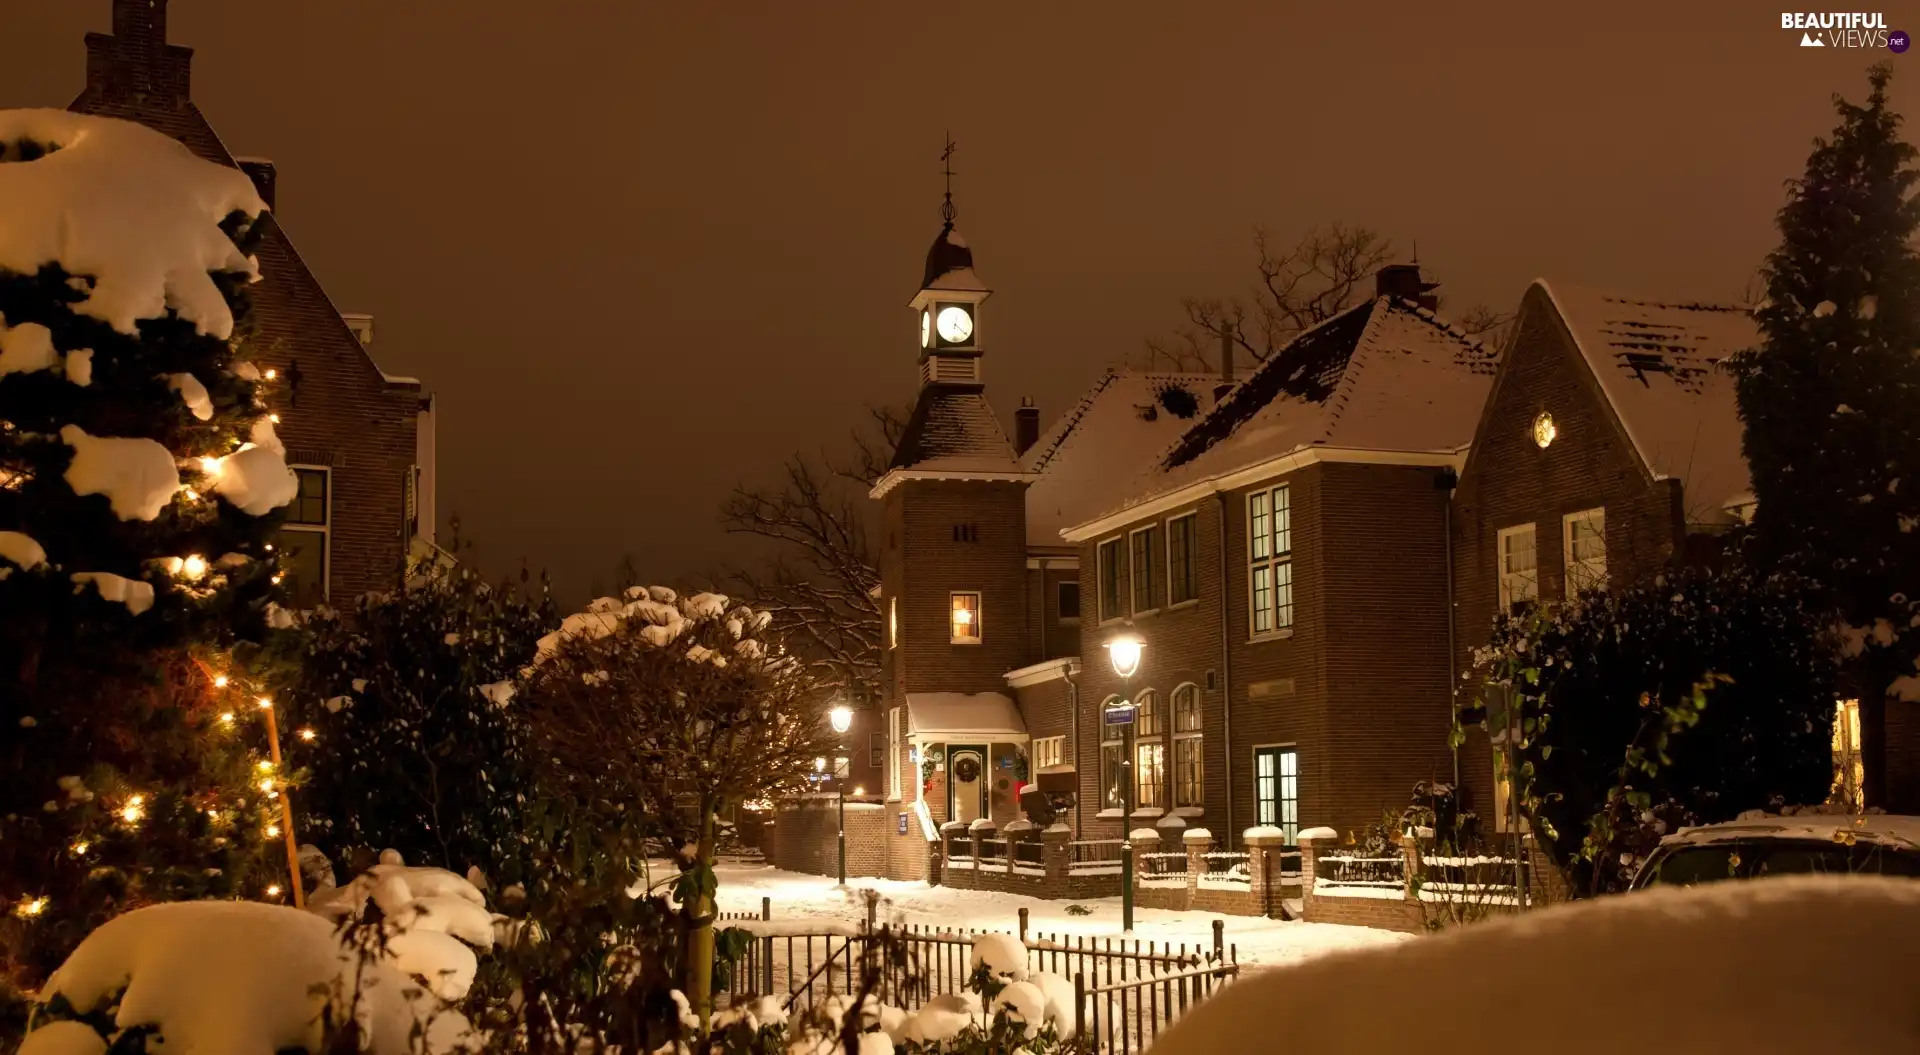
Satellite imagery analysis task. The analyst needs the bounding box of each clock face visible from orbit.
[920,310,931,349]
[936,305,974,344]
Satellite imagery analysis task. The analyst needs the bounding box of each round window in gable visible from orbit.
[1532,411,1557,449]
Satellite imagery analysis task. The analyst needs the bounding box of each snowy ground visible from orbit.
[703,862,1410,972]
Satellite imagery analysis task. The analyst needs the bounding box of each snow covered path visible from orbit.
[706,862,1411,971]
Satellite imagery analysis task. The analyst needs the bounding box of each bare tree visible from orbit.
[1146,222,1510,371]
[719,405,908,705]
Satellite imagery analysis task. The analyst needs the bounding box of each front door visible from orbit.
[947,744,987,825]
[1253,746,1299,843]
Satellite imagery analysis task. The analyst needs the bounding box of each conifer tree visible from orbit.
[1735,65,1920,804]
[0,111,297,985]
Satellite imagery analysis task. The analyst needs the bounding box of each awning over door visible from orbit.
[905,692,1027,739]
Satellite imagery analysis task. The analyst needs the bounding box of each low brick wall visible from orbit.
[1298,831,1566,934]
[766,795,888,878]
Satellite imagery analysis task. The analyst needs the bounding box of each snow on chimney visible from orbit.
[1015,398,1040,455]
[1375,264,1440,312]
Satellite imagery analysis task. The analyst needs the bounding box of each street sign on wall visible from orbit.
[1103,701,1136,727]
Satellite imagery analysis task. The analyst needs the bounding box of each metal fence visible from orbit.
[1068,839,1125,873]
[716,899,1238,1051]
[1315,852,1405,889]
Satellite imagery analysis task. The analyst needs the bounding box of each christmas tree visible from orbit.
[288,552,556,882]
[1735,65,1920,806]
[0,110,300,985]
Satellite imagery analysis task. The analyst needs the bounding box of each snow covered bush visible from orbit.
[0,111,299,987]
[1463,566,1836,895]
[285,547,556,883]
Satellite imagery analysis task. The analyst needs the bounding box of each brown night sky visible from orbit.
[2,1,1907,602]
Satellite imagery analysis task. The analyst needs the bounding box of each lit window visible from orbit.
[1032,735,1065,770]
[1167,514,1198,605]
[889,597,898,649]
[1563,508,1607,596]
[1130,524,1162,613]
[950,592,982,644]
[1253,746,1299,843]
[1248,486,1293,636]
[277,466,329,608]
[1136,740,1166,809]
[1100,696,1125,809]
[1834,698,1865,811]
[886,707,902,801]
[1135,690,1162,737]
[1532,411,1557,449]
[1497,523,1538,611]
[1172,684,1203,807]
[1097,538,1124,623]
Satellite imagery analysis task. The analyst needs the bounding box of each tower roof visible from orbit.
[921,222,986,292]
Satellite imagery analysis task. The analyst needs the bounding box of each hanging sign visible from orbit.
[1104,701,1136,727]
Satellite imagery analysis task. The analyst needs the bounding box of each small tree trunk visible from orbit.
[686,802,719,1036]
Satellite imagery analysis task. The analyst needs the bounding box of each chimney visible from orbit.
[1015,399,1040,455]
[1213,321,1236,403]
[237,158,276,210]
[86,0,192,103]
[1376,263,1440,312]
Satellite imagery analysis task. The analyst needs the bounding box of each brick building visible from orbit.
[68,0,435,604]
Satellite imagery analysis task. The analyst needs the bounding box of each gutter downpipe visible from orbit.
[1444,471,1459,792]
[1066,663,1081,835]
[1217,492,1236,850]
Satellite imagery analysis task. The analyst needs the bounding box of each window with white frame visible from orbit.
[1130,523,1163,613]
[1172,683,1203,807]
[950,591,981,643]
[1563,508,1607,596]
[869,731,886,770]
[1253,746,1299,842]
[1099,696,1125,810]
[1097,538,1124,623]
[1497,523,1538,611]
[277,466,330,608]
[1248,486,1294,636]
[1167,513,1198,605]
[1134,689,1164,809]
[886,707,902,800]
[1032,735,1065,770]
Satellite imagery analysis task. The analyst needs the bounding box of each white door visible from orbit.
[949,747,986,825]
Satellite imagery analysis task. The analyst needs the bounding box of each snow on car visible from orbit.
[1628,810,1920,890]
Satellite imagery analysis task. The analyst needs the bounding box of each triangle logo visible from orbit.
[1801,31,1825,46]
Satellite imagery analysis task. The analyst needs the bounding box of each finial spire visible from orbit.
[940,133,958,225]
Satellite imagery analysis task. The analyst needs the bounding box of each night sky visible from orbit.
[3,1,1904,603]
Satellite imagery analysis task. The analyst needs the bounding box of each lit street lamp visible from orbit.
[829,703,853,885]
[1105,632,1145,932]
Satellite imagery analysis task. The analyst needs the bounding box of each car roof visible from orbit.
[1659,813,1920,852]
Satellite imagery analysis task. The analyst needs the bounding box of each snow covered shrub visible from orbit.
[0,111,298,987]
[284,548,556,883]
[1463,566,1836,895]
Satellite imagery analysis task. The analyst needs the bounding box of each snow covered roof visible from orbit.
[905,692,1027,737]
[1062,298,1493,538]
[1022,369,1228,548]
[1538,282,1755,524]
[877,385,1028,491]
[921,222,985,292]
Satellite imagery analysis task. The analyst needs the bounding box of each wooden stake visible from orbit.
[260,699,306,908]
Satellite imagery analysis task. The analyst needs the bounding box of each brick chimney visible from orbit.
[1213,321,1236,403]
[237,158,276,209]
[1375,263,1440,312]
[85,0,193,104]
[1014,399,1040,455]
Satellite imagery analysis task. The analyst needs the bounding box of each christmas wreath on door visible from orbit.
[951,755,982,783]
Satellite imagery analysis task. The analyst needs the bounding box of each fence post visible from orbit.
[1074,972,1088,1052]
[760,896,773,996]
[1211,919,1224,962]
[1019,906,1029,942]
[1399,831,1421,902]
[866,895,877,934]
[1243,827,1288,919]
[1182,828,1211,911]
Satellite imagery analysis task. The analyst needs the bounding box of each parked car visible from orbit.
[1628,811,1920,890]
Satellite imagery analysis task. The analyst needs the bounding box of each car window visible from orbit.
[1644,838,1920,888]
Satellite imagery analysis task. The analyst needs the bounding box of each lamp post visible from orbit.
[829,704,853,885]
[1105,632,1144,933]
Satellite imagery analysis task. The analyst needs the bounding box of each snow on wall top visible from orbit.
[0,110,267,339]
[1538,282,1754,523]
[1021,369,1227,548]
[885,387,1023,476]
[905,692,1026,736]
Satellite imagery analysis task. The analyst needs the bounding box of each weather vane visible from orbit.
[941,133,957,225]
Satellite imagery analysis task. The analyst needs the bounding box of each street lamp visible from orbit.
[1105,632,1145,932]
[829,704,853,885]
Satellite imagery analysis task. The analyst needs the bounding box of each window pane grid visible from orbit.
[1248,486,1294,636]
[1135,742,1165,809]
[950,591,981,642]
[1168,515,1197,605]
[1499,525,1539,609]
[1130,527,1162,612]
[1174,737,1203,807]
[1134,691,1161,737]
[1172,685,1201,733]
[1098,539,1123,622]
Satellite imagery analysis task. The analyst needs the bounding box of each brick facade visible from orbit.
[69,1,428,604]
[765,796,889,879]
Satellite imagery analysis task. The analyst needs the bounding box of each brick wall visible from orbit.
[884,482,1034,699]
[1027,562,1082,663]
[766,797,890,879]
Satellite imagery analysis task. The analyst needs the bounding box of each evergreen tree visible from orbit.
[1735,65,1920,805]
[287,551,556,881]
[0,112,298,984]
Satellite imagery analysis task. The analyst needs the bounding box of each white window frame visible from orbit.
[949,591,982,644]
[1098,695,1126,815]
[1166,512,1199,607]
[1032,735,1065,770]
[280,464,332,608]
[1247,485,1294,639]
[1251,742,1300,843]
[1496,523,1539,611]
[1562,507,1607,596]
[1129,523,1162,616]
[886,707,902,801]
[1097,536,1125,624]
[1171,682,1203,808]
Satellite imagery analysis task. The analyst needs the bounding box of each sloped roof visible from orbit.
[906,692,1027,737]
[886,385,1024,475]
[1022,369,1226,548]
[1538,283,1755,522]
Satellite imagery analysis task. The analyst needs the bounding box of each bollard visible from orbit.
[1212,919,1224,961]
[1018,906,1029,941]
[761,896,774,996]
